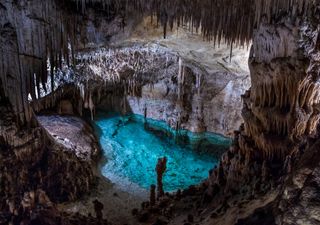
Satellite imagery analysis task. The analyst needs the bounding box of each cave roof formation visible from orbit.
[0,0,313,125]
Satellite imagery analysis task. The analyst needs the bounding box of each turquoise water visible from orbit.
[93,112,231,192]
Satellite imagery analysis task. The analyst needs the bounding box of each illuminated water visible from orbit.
[93,112,231,192]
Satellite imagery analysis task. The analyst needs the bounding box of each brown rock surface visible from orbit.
[37,115,99,161]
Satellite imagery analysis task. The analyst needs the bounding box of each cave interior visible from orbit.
[0,0,320,225]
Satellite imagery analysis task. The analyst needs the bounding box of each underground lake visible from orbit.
[93,112,232,193]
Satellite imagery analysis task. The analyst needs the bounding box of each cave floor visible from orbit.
[58,174,146,225]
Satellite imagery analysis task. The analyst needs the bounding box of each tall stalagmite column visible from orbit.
[156,157,167,198]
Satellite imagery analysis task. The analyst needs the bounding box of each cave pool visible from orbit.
[93,112,232,193]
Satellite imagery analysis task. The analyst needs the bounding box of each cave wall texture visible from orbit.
[60,43,248,136]
[0,1,97,217]
[0,0,319,224]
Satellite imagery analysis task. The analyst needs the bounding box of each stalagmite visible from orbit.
[150,184,156,206]
[156,157,167,198]
[93,199,104,220]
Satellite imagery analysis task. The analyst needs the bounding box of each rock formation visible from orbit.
[70,43,249,136]
[37,115,100,160]
[0,1,98,221]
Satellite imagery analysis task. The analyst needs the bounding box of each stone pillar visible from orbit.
[150,184,156,206]
[156,157,167,198]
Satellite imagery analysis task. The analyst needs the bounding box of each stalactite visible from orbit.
[0,0,79,125]
[177,57,186,102]
[88,91,94,120]
[195,72,202,96]
[71,0,310,47]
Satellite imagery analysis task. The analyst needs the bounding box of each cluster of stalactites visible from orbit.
[0,0,77,125]
[241,74,320,160]
[75,44,179,96]
[71,0,311,46]
[249,75,320,133]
